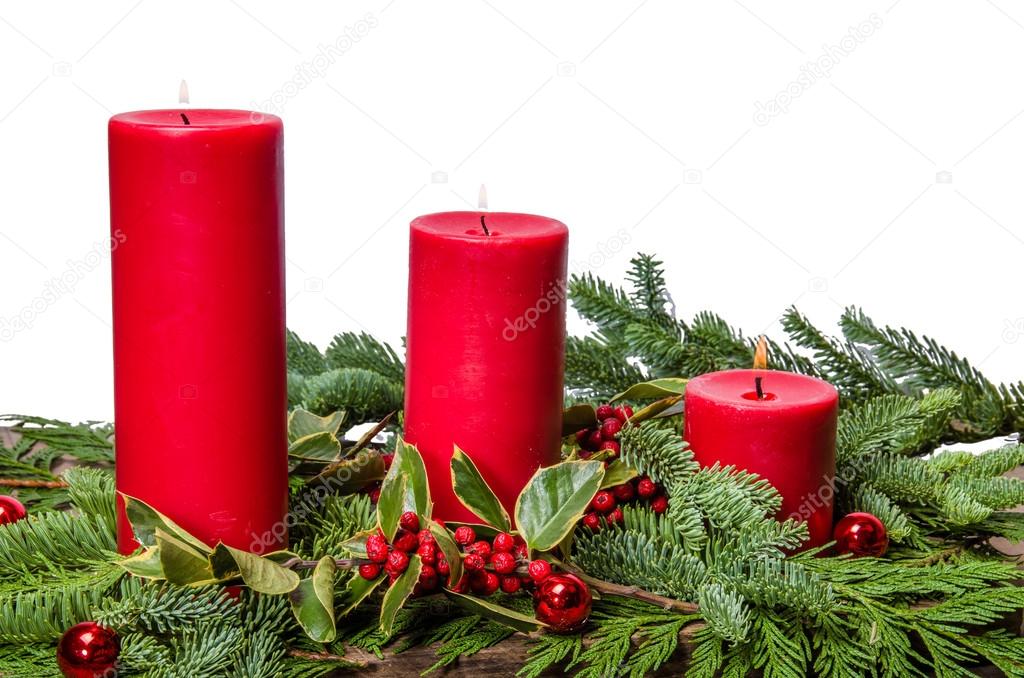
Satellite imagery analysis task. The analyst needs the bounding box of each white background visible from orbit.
[1,1,1023,423]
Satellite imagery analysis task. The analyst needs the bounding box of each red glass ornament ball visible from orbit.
[533,573,593,633]
[57,621,120,678]
[834,512,888,557]
[0,495,27,525]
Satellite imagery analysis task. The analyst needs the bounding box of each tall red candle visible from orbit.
[404,211,568,523]
[684,369,838,547]
[109,109,287,554]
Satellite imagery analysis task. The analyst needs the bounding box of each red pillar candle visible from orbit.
[109,109,287,554]
[683,369,838,547]
[404,211,568,523]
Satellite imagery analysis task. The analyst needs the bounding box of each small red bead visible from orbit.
[528,559,552,583]
[365,534,389,563]
[358,563,381,580]
[650,496,669,514]
[392,529,420,553]
[464,553,485,572]
[614,405,633,422]
[600,418,622,439]
[399,511,420,533]
[590,491,616,514]
[385,550,409,575]
[492,532,515,553]
[582,512,602,531]
[417,542,437,566]
[490,551,517,575]
[454,525,476,545]
[500,575,522,594]
[468,540,492,559]
[636,477,658,499]
[612,483,634,502]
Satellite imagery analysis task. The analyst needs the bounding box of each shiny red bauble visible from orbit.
[833,512,889,557]
[57,621,120,678]
[533,573,593,633]
[0,495,27,525]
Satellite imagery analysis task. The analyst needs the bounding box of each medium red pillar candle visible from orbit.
[684,369,838,547]
[404,211,568,523]
[109,109,287,554]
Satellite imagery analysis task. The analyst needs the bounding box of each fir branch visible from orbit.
[299,368,404,422]
[565,335,648,399]
[619,424,697,494]
[325,331,405,383]
[287,329,328,376]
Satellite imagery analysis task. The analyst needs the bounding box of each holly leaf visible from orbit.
[450,446,511,531]
[290,556,337,642]
[310,452,386,493]
[428,519,463,586]
[612,378,688,402]
[379,555,423,635]
[515,461,605,552]
[629,395,683,424]
[600,459,639,490]
[562,404,598,437]
[288,408,346,442]
[289,431,342,461]
[378,440,431,540]
[337,570,385,618]
[444,590,545,632]
[210,543,301,594]
[118,546,165,579]
[377,473,408,542]
[122,494,210,553]
[156,529,215,585]
[340,530,374,559]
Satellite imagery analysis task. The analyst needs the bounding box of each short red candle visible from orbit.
[109,109,287,554]
[404,211,568,523]
[684,369,838,547]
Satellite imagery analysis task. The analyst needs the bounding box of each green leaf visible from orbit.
[379,555,423,635]
[156,529,215,585]
[429,520,464,586]
[311,452,386,493]
[562,404,598,437]
[377,473,408,542]
[629,395,684,424]
[515,460,606,552]
[451,446,511,531]
[441,521,503,540]
[444,590,544,632]
[340,529,374,559]
[599,459,639,490]
[117,546,165,579]
[288,408,346,442]
[337,570,385,618]
[289,431,342,461]
[290,556,337,642]
[378,440,431,539]
[210,543,301,594]
[612,378,687,402]
[122,494,211,553]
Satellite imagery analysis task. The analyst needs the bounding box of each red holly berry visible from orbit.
[490,551,517,575]
[452,574,469,593]
[612,483,634,502]
[492,532,515,553]
[366,534,389,563]
[474,571,500,596]
[385,550,409,575]
[392,529,420,553]
[0,495,27,526]
[599,440,621,456]
[585,430,604,451]
[528,559,552,583]
[417,542,437,566]
[636,477,658,499]
[419,564,439,590]
[468,540,492,559]
[368,487,381,504]
[436,558,450,576]
[454,525,476,545]
[399,511,420,533]
[533,574,592,633]
[418,529,435,545]
[650,495,669,515]
[575,429,590,447]
[381,453,394,470]
[514,542,529,560]
[500,575,522,594]
[600,418,622,439]
[833,512,889,557]
[590,491,616,514]
[464,553,485,572]
[582,512,602,531]
[613,405,633,422]
[57,621,120,678]
[358,563,381,580]
[606,507,624,525]
[595,404,615,421]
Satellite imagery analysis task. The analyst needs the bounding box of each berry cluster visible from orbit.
[449,525,532,596]
[362,452,395,505]
[574,404,633,459]
[582,475,668,531]
[359,511,451,595]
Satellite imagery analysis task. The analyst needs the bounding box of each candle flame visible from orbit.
[178,80,190,105]
[477,184,488,210]
[753,335,768,370]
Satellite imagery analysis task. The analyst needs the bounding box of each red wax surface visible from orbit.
[684,369,838,547]
[404,212,569,523]
[109,109,287,554]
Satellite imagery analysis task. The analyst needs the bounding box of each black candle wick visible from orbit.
[180,113,190,126]
[480,214,490,236]
[754,376,765,400]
